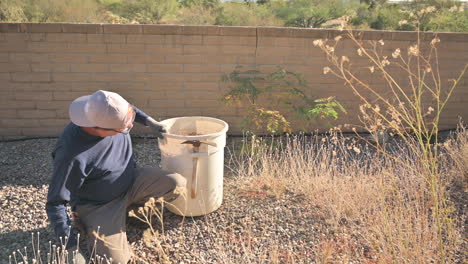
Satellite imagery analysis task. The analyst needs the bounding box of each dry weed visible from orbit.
[229,128,466,262]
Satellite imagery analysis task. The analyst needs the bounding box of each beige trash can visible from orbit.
[158,116,229,216]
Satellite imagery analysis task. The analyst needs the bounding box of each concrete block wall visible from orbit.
[0,23,466,136]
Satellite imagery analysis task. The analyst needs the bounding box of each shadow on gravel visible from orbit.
[0,227,55,263]
[0,138,57,187]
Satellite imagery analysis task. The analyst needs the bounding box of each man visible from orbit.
[46,90,186,263]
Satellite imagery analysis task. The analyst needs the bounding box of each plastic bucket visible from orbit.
[158,116,229,216]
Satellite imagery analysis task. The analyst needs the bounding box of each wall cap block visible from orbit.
[0,23,466,42]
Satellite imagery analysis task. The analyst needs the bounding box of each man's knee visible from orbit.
[89,232,131,264]
[165,173,186,201]
[168,172,186,189]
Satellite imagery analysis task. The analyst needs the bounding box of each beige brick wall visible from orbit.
[0,23,466,137]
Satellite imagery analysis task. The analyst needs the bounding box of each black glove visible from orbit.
[146,117,167,139]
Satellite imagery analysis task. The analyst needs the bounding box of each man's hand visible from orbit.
[146,117,167,139]
[67,246,86,264]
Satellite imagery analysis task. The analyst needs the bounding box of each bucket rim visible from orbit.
[160,116,229,139]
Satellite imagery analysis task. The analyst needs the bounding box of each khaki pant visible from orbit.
[74,167,186,264]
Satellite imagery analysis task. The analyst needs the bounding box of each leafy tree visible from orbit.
[257,0,272,5]
[274,0,349,28]
[360,0,387,10]
[114,0,179,24]
[179,0,220,9]
[215,2,281,26]
[173,1,218,25]
[0,0,27,22]
[369,4,408,30]
[22,0,103,23]
[427,7,468,32]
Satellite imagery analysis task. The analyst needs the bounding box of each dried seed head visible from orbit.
[426,106,435,115]
[430,37,440,46]
[323,67,331,75]
[408,45,419,57]
[378,39,385,46]
[313,39,324,47]
[392,48,401,58]
[357,48,363,56]
[128,210,136,217]
[334,35,342,41]
[368,66,375,73]
[341,56,349,63]
[382,59,390,67]
[353,147,361,153]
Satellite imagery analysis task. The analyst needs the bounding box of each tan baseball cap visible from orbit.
[69,90,130,129]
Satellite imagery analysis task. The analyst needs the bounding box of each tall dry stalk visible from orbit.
[311,21,466,261]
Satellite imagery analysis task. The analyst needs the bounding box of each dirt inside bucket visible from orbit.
[180,132,201,136]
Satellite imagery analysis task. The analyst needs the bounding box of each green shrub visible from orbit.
[172,3,218,25]
[221,66,346,134]
[215,2,282,26]
[107,0,179,24]
[0,0,27,22]
[427,7,468,32]
[22,0,104,23]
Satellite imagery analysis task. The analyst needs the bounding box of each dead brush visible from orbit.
[128,194,187,263]
[227,128,466,262]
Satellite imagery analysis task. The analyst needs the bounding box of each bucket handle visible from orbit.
[181,140,217,198]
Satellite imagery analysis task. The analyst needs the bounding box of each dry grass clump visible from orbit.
[229,127,466,262]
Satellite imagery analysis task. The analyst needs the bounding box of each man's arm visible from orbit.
[46,157,84,248]
[132,105,167,138]
[45,201,75,247]
[132,105,150,125]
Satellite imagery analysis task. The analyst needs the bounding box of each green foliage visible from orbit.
[0,0,27,22]
[350,0,468,32]
[215,2,281,26]
[307,97,347,120]
[172,3,218,25]
[112,0,179,24]
[273,0,350,28]
[1,0,466,32]
[370,4,409,30]
[427,8,468,33]
[222,66,346,134]
[1,0,104,23]
[359,0,387,10]
[179,0,220,9]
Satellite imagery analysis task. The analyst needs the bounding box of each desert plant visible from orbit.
[312,17,467,261]
[222,66,346,134]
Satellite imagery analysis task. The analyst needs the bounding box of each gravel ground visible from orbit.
[0,137,332,264]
